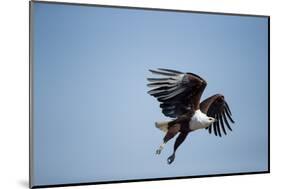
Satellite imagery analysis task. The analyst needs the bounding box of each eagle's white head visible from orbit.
[205,117,216,126]
[189,110,217,131]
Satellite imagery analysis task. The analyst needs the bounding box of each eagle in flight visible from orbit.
[147,68,235,164]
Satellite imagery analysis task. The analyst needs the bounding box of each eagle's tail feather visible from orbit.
[155,121,169,133]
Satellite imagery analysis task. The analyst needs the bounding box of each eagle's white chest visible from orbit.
[189,110,209,131]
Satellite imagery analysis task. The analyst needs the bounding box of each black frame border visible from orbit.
[29,1,270,188]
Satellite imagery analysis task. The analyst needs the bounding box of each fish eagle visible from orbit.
[147,68,235,164]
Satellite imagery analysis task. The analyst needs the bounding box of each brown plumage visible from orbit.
[147,68,235,164]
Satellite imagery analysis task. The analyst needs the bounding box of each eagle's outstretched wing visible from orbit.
[147,68,207,118]
[200,94,235,137]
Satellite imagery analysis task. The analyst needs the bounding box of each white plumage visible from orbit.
[155,121,169,133]
[189,110,213,130]
[155,110,214,133]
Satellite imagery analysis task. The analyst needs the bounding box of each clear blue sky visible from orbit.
[32,2,268,186]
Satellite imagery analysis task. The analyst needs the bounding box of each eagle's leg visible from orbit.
[167,132,188,164]
[156,124,180,155]
[156,144,165,155]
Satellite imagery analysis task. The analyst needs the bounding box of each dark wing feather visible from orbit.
[213,119,218,136]
[200,94,235,136]
[215,114,222,137]
[147,68,207,118]
[218,114,227,135]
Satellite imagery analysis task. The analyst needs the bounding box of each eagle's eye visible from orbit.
[209,118,213,121]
